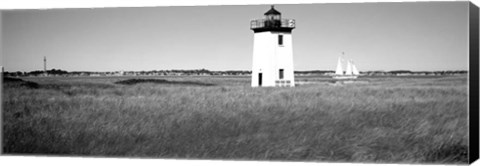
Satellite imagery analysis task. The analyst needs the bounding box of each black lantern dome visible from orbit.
[264,5,281,15]
[264,5,281,20]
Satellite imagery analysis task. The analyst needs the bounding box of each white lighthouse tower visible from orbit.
[250,5,296,87]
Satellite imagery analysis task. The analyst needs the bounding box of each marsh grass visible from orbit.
[114,78,215,86]
[2,75,469,163]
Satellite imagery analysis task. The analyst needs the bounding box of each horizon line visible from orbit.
[2,68,470,73]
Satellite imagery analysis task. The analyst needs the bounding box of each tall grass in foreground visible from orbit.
[2,76,468,164]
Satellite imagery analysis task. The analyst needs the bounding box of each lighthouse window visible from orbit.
[279,69,284,79]
[278,35,283,46]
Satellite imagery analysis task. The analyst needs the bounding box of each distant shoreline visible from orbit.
[2,69,468,77]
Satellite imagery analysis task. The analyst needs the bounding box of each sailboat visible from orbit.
[333,56,360,79]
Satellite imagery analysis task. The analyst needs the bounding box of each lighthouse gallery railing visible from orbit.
[250,19,295,29]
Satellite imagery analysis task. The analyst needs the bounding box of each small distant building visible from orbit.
[250,6,296,87]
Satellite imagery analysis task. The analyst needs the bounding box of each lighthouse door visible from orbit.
[258,73,263,86]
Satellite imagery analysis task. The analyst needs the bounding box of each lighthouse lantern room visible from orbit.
[250,5,295,87]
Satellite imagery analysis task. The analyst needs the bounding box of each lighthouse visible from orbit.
[250,5,296,87]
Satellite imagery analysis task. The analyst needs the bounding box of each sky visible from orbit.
[1,2,470,72]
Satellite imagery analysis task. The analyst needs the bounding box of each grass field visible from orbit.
[2,75,469,164]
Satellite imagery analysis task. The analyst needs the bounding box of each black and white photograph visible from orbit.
[1,0,479,165]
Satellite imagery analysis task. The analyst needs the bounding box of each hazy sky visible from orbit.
[1,2,470,72]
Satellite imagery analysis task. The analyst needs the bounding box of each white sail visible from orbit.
[335,57,343,75]
[332,54,360,79]
[351,61,360,75]
[345,60,353,75]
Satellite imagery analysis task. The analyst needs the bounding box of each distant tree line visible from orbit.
[361,70,468,76]
[3,69,251,77]
[295,70,468,76]
[3,69,468,77]
[5,69,69,77]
